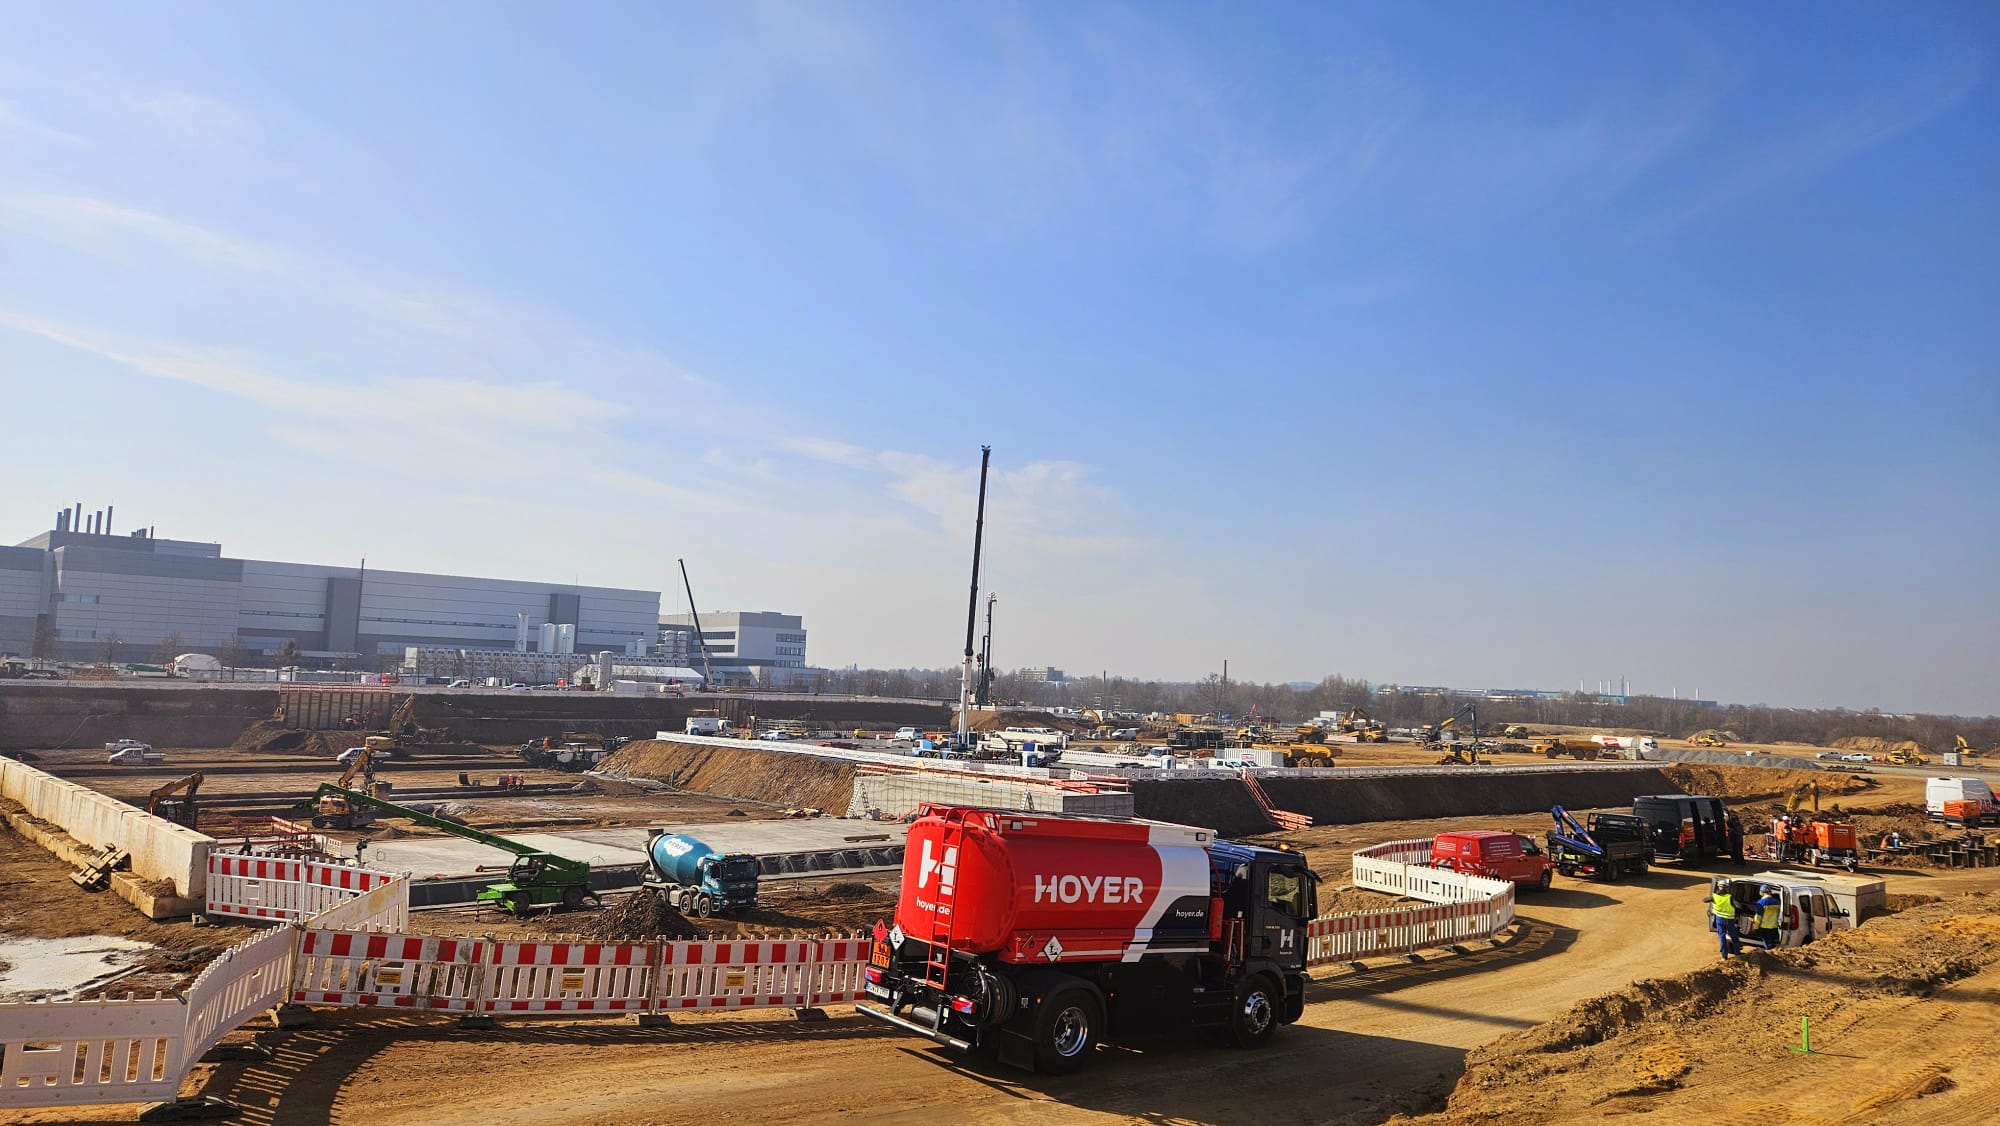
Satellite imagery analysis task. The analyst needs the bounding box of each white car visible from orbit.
[447,679,471,689]
[1842,752,1873,763]
[759,731,792,741]
[895,727,922,742]
[1815,751,1842,760]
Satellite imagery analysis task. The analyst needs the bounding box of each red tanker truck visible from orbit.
[856,804,1318,1073]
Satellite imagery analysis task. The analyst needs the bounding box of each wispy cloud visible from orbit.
[0,100,91,148]
[1644,45,1985,233]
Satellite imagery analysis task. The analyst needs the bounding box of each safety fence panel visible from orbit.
[289,930,487,1012]
[655,940,814,1010]
[482,941,655,1013]
[808,937,871,1005]
[0,997,187,1110]
[304,872,409,933]
[182,925,296,1063]
[204,853,312,921]
[205,852,402,925]
[1304,841,1517,967]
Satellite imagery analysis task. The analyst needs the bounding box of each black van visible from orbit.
[1632,795,1744,865]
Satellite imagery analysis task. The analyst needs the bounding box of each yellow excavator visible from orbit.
[145,772,204,830]
[310,747,389,829]
[1330,706,1389,744]
[1954,735,1982,760]
[365,695,452,755]
[1687,732,1729,748]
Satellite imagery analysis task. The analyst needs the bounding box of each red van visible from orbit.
[1430,830,1554,891]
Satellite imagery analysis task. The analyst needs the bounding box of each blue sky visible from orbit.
[1,2,1994,713]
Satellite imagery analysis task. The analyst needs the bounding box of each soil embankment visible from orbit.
[595,738,856,812]
[1403,892,2000,1123]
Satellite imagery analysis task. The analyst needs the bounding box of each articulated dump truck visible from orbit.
[858,804,1318,1073]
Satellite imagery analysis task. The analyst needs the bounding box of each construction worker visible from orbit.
[1752,885,1782,949]
[1709,878,1741,958]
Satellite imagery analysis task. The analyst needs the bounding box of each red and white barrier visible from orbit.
[808,937,872,1005]
[205,851,400,923]
[482,941,654,1013]
[655,939,815,1010]
[1304,839,1516,967]
[290,930,488,1012]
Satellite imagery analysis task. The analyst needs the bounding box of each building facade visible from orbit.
[3,508,660,663]
[658,611,807,670]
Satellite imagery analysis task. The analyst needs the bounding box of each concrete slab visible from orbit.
[343,818,902,877]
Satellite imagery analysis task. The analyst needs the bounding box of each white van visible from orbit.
[1926,777,1996,826]
[894,726,922,742]
[1711,877,1852,948]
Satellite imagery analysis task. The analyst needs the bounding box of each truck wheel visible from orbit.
[694,893,714,918]
[1601,859,1621,882]
[562,886,586,910]
[1034,984,1102,1074]
[1229,975,1280,1049]
[1536,868,1553,891]
[312,816,330,829]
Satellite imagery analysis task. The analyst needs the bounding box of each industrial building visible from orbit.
[658,610,807,685]
[2,505,660,664]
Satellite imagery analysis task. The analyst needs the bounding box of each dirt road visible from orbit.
[123,869,1721,1126]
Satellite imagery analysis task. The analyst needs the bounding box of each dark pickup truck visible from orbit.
[1546,807,1655,881]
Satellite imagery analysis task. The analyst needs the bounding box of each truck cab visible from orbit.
[1431,830,1554,890]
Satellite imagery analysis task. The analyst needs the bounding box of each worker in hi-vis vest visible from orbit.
[1752,886,1781,949]
[1709,878,1740,958]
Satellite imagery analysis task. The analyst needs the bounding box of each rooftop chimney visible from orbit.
[104,505,112,535]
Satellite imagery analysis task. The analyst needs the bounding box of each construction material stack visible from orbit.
[858,804,1315,1073]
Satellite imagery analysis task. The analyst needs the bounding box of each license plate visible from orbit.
[870,941,892,968]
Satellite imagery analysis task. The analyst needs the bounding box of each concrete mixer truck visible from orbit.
[642,831,761,917]
[857,804,1318,1073]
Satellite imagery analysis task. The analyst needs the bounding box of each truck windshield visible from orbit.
[720,859,759,881]
[1265,867,1310,919]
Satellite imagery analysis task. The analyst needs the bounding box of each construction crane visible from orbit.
[305,784,599,915]
[145,773,203,829]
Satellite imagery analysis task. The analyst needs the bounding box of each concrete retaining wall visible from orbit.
[0,756,212,897]
[1128,765,1685,838]
[0,685,950,750]
[849,775,1135,820]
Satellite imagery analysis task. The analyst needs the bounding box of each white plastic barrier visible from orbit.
[1305,839,1516,966]
[181,926,296,1063]
[0,997,187,1107]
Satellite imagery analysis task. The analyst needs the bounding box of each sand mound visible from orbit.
[961,709,1091,733]
[1831,736,1926,756]
[1659,764,1873,804]
[597,739,855,812]
[229,720,342,757]
[573,891,699,941]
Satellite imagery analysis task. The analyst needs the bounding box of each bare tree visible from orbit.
[152,632,187,665]
[101,632,124,663]
[277,639,302,666]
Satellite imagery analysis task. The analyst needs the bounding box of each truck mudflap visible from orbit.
[854,1003,973,1051]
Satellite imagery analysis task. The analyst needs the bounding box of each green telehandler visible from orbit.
[306,783,600,916]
